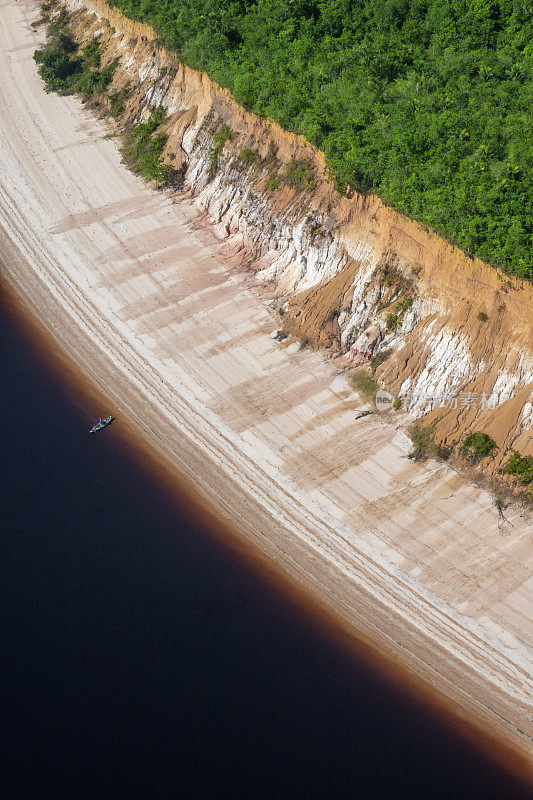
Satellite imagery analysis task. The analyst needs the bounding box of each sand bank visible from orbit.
[1,0,532,772]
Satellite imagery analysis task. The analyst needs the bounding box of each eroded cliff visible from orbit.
[55,0,533,492]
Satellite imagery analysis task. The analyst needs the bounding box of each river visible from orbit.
[1,298,529,799]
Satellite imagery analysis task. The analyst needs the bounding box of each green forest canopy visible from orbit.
[108,0,532,278]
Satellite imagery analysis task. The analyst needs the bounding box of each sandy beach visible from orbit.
[1,0,532,772]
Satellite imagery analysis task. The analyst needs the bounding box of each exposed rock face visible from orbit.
[64,0,533,475]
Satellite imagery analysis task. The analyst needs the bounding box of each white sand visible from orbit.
[1,0,532,760]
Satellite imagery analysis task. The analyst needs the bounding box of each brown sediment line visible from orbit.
[2,280,532,792]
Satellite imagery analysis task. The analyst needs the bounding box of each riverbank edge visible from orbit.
[1,273,532,788]
[59,0,533,485]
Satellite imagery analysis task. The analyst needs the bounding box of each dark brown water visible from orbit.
[1,299,531,800]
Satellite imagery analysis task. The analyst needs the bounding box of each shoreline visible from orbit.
[3,283,533,791]
[1,0,532,784]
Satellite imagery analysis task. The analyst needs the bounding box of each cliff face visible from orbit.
[63,0,533,479]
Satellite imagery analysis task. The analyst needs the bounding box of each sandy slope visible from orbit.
[1,0,532,761]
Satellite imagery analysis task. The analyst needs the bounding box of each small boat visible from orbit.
[89,415,114,434]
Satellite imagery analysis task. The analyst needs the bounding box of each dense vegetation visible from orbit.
[107,0,532,278]
[34,20,118,96]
